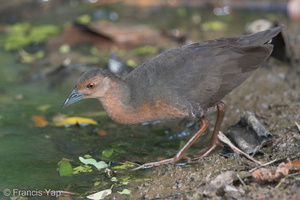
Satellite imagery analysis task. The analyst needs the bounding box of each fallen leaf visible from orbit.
[102,148,115,158]
[117,189,131,195]
[73,165,92,174]
[54,116,98,127]
[79,156,108,169]
[31,115,49,128]
[96,129,107,136]
[291,160,300,168]
[36,104,51,112]
[86,189,112,200]
[252,161,293,184]
[18,49,45,63]
[112,161,137,169]
[111,177,118,182]
[57,158,73,177]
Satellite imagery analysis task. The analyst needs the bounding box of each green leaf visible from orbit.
[117,189,131,195]
[59,44,70,53]
[73,165,92,174]
[102,148,115,158]
[79,156,108,169]
[83,154,93,158]
[0,23,59,51]
[77,14,92,24]
[57,158,73,177]
[94,181,101,186]
[112,163,134,169]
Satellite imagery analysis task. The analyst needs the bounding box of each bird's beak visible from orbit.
[62,89,84,108]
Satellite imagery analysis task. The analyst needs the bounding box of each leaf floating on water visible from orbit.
[57,158,73,177]
[112,161,137,169]
[111,177,118,182]
[117,189,131,195]
[73,165,92,174]
[95,129,107,136]
[102,148,115,158]
[31,115,49,128]
[19,49,45,63]
[54,116,98,127]
[86,189,112,200]
[1,22,59,51]
[79,156,108,170]
[36,104,51,112]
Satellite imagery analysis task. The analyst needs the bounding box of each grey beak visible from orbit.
[62,89,84,108]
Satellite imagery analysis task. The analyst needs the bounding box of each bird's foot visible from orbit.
[195,143,223,157]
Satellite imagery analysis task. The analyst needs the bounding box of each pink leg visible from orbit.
[196,101,226,157]
[133,117,209,170]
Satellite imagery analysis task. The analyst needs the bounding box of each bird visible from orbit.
[63,26,283,169]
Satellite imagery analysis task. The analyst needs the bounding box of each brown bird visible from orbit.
[63,26,283,169]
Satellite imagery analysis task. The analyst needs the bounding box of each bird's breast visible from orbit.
[100,96,189,124]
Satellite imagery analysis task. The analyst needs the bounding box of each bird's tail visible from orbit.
[237,25,284,46]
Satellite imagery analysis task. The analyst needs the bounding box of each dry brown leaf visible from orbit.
[96,129,107,136]
[291,160,300,167]
[31,115,49,128]
[252,160,293,184]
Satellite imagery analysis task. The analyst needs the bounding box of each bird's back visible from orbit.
[124,26,282,118]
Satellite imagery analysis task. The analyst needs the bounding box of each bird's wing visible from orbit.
[125,41,272,111]
[124,27,282,112]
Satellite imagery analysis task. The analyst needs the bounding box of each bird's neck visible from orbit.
[99,79,137,124]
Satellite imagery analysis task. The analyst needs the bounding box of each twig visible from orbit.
[237,173,246,186]
[218,131,262,166]
[249,159,279,173]
[295,121,300,131]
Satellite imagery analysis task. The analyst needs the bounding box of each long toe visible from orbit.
[195,143,222,157]
[133,155,194,170]
[132,158,175,170]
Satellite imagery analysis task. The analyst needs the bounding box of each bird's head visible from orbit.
[62,68,114,108]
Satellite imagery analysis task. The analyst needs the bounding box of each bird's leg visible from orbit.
[196,101,226,157]
[133,117,209,170]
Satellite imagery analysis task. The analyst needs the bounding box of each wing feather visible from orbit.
[124,27,281,114]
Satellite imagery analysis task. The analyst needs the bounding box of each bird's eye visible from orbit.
[87,83,95,89]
